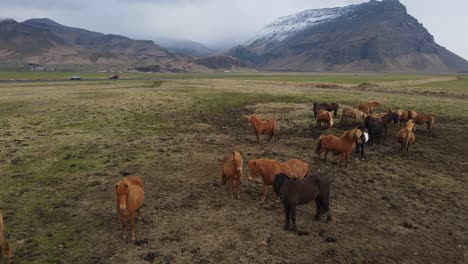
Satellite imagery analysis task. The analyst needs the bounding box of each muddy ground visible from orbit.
[0,79,467,263]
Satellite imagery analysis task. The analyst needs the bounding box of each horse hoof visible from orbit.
[122,235,127,240]
[283,226,290,231]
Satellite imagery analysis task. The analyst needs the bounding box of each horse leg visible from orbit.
[256,132,261,144]
[130,213,136,242]
[314,197,321,221]
[283,204,291,230]
[120,215,128,240]
[260,184,267,204]
[324,150,329,162]
[345,154,349,167]
[290,205,297,232]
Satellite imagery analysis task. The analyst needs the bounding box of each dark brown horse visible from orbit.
[313,102,339,118]
[273,173,331,232]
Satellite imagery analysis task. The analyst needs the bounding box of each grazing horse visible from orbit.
[414,114,435,134]
[364,116,384,145]
[221,151,243,199]
[248,158,310,203]
[358,101,381,114]
[0,213,13,263]
[355,125,369,160]
[314,102,340,118]
[315,128,363,167]
[115,176,145,241]
[248,115,278,144]
[340,107,367,126]
[397,120,416,153]
[273,173,331,232]
[316,109,334,128]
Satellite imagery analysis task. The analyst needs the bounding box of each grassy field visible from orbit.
[0,74,467,263]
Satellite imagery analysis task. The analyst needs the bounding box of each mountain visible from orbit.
[154,37,215,57]
[229,0,468,73]
[0,18,251,72]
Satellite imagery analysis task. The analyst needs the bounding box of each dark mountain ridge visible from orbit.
[229,0,468,73]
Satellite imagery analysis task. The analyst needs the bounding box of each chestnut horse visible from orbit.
[397,120,416,153]
[341,107,367,127]
[0,212,13,263]
[115,176,144,241]
[221,151,243,199]
[414,114,435,134]
[248,158,309,203]
[316,109,334,128]
[358,101,381,114]
[248,115,278,144]
[273,173,331,232]
[315,128,363,167]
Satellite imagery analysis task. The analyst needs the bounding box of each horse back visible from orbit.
[125,176,144,210]
[282,159,309,179]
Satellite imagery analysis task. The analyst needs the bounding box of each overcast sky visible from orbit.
[2,0,467,59]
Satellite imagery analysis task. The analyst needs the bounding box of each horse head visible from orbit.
[247,160,259,182]
[115,181,129,212]
[232,151,243,174]
[353,127,363,144]
[273,173,289,197]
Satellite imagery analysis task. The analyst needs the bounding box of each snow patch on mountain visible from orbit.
[245,6,357,45]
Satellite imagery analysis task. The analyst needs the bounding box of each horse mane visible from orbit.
[273,173,290,196]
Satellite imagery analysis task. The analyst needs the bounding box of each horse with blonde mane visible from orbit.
[115,176,145,241]
[248,158,310,203]
[315,128,363,167]
[316,109,334,128]
[0,212,13,263]
[221,151,244,199]
[397,120,416,153]
[248,115,278,144]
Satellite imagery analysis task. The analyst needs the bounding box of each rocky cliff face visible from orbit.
[230,0,468,73]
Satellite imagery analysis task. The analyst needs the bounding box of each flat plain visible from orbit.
[0,72,467,263]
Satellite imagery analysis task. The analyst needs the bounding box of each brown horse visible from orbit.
[316,109,334,128]
[0,212,13,263]
[341,107,367,126]
[358,101,381,114]
[221,151,243,199]
[248,158,310,203]
[414,114,435,134]
[115,176,145,241]
[248,115,278,144]
[315,128,363,167]
[397,120,416,153]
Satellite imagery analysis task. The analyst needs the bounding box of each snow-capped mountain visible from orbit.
[245,5,357,45]
[229,0,468,73]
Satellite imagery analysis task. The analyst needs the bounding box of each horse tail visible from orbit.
[327,111,334,127]
[315,136,323,154]
[429,115,435,128]
[274,121,280,135]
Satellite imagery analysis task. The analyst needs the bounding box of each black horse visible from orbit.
[313,102,340,119]
[273,173,331,232]
[364,116,384,145]
[355,125,368,160]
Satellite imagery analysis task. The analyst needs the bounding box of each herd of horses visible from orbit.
[0,100,436,262]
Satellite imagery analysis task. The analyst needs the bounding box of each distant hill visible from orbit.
[0,18,251,72]
[154,37,215,57]
[229,0,468,73]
